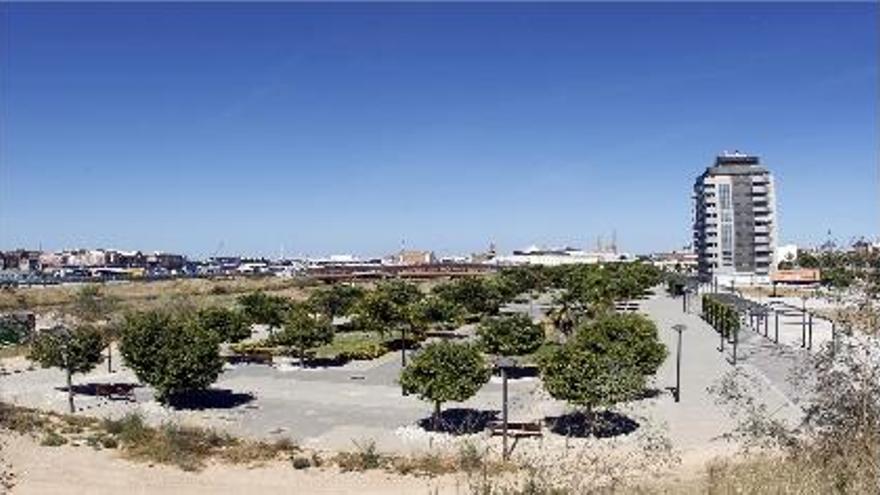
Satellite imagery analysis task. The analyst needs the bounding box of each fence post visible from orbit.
[808,314,813,350]
[774,310,779,344]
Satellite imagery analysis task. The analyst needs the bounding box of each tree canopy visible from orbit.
[354,281,424,337]
[432,277,503,317]
[197,306,252,343]
[271,303,334,365]
[29,325,104,375]
[307,284,365,319]
[237,291,290,334]
[539,337,645,412]
[399,340,491,426]
[571,313,667,376]
[119,309,224,403]
[29,324,104,413]
[477,313,544,356]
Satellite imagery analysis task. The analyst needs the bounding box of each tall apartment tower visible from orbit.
[693,152,777,284]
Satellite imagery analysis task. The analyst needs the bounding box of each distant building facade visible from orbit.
[495,246,630,266]
[693,152,777,284]
[395,250,436,266]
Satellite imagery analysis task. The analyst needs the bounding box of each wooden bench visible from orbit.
[488,420,543,438]
[225,352,273,365]
[94,383,136,401]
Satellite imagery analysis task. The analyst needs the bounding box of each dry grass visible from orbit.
[102,413,298,471]
[0,403,297,471]
[0,277,316,313]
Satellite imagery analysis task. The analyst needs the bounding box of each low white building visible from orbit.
[495,246,630,266]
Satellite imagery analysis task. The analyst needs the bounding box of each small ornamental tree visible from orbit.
[571,313,667,376]
[119,309,224,404]
[197,306,251,343]
[237,291,289,336]
[272,303,334,366]
[538,338,644,431]
[399,341,491,430]
[29,325,104,413]
[477,313,544,357]
[307,285,366,319]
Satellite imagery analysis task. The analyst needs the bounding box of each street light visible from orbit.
[495,356,516,461]
[672,324,686,403]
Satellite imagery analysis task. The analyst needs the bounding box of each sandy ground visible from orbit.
[0,431,468,495]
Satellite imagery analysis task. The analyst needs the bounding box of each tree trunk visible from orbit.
[107,343,112,373]
[585,406,594,437]
[66,368,75,414]
[433,402,442,431]
[300,346,305,368]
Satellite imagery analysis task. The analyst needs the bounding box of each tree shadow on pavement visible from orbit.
[545,410,639,438]
[417,408,500,435]
[63,382,142,401]
[166,388,256,410]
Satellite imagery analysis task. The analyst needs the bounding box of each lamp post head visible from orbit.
[672,324,687,334]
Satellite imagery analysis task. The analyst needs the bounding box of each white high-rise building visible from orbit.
[693,151,777,285]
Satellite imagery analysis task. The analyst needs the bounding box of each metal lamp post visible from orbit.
[673,324,686,403]
[495,356,516,461]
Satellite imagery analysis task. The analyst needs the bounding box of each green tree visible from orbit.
[237,291,289,337]
[119,309,224,403]
[272,303,334,366]
[416,295,464,330]
[495,266,549,301]
[538,338,644,432]
[197,306,251,343]
[376,280,422,307]
[399,341,491,430]
[307,284,365,319]
[477,313,544,356]
[433,277,502,317]
[353,289,405,336]
[70,284,120,373]
[29,325,104,413]
[571,313,667,376]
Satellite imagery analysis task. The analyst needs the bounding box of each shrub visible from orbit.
[335,440,384,471]
[458,442,484,472]
[291,456,311,469]
[40,430,68,447]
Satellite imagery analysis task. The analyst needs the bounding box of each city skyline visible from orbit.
[2,3,877,257]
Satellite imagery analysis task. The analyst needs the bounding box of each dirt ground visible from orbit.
[0,431,466,495]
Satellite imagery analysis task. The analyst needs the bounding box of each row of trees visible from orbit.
[400,311,667,431]
[398,262,665,430]
[28,261,664,418]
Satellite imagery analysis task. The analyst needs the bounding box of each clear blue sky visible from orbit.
[1,2,877,258]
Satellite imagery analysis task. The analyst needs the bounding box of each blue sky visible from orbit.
[1,2,877,258]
